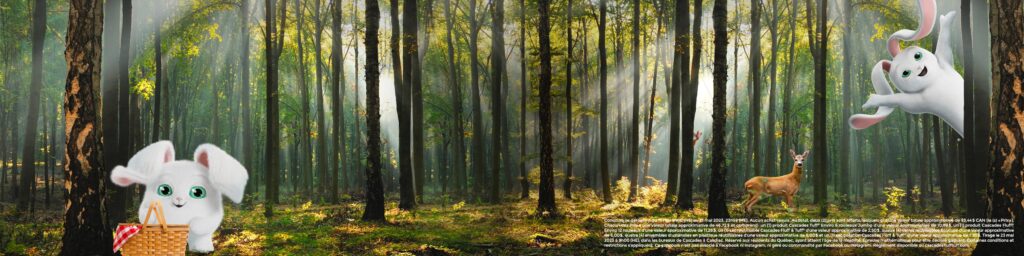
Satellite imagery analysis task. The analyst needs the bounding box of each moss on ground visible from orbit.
[0,193,975,255]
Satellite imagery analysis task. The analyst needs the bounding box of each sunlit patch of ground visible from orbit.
[0,193,977,255]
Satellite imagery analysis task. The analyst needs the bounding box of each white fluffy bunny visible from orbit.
[110,141,248,252]
[849,0,964,137]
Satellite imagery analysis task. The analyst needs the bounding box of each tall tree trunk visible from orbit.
[518,0,529,199]
[399,0,418,209]
[468,0,487,202]
[563,0,574,200]
[707,0,729,219]
[331,0,345,199]
[598,0,612,204]
[746,0,762,180]
[412,0,427,205]
[780,0,796,175]
[240,0,256,206]
[628,0,640,201]
[839,0,852,203]
[673,0,693,210]
[1,102,7,203]
[962,0,991,220]
[808,0,828,218]
[444,0,466,197]
[918,116,930,201]
[975,1,1024,253]
[295,0,313,199]
[112,0,134,221]
[762,0,779,177]
[536,0,557,216]
[264,0,286,218]
[488,0,505,203]
[683,0,704,208]
[730,0,741,187]
[363,0,387,222]
[933,116,952,217]
[642,1,665,192]
[61,0,112,253]
[352,0,363,192]
[41,99,49,208]
[99,0,120,217]
[17,0,46,214]
[312,0,332,203]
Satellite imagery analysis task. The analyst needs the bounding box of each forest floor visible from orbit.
[0,190,976,255]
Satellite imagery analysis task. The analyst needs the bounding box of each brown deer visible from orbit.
[742,149,809,213]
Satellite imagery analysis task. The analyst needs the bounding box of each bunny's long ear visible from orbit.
[887,0,936,56]
[194,144,248,203]
[111,141,175,186]
[849,61,896,130]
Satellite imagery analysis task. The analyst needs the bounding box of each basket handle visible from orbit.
[141,201,169,232]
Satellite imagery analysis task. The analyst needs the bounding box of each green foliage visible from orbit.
[635,177,667,207]
[612,176,631,204]
[880,186,906,217]
[133,78,155,100]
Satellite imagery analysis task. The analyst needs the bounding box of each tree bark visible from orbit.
[839,0,852,203]
[672,0,692,210]
[399,0,418,210]
[443,0,466,198]
[363,0,387,222]
[518,0,529,199]
[746,0,762,179]
[762,0,779,177]
[18,0,47,214]
[112,0,133,221]
[974,1,1024,253]
[598,0,612,204]
[330,0,346,198]
[468,0,487,202]
[312,0,331,203]
[536,0,557,216]
[264,0,286,218]
[808,0,828,218]
[488,0,505,204]
[352,0,363,192]
[61,0,112,253]
[240,0,256,207]
[707,0,729,219]
[295,0,314,199]
[563,0,575,200]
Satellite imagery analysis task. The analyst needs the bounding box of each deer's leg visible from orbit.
[785,195,796,213]
[744,192,760,213]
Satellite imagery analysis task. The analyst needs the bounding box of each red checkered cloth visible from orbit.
[113,224,142,253]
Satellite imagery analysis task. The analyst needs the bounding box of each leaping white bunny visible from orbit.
[110,141,248,252]
[849,0,964,137]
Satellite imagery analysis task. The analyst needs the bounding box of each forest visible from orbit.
[0,0,1022,254]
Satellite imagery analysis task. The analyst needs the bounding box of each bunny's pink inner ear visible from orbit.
[849,114,887,130]
[197,150,210,168]
[915,0,937,40]
[881,61,891,73]
[164,150,174,163]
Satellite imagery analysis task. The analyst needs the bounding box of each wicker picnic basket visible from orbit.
[119,201,190,256]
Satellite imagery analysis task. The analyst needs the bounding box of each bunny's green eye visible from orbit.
[901,70,911,78]
[157,184,173,197]
[914,52,922,61]
[190,186,207,199]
